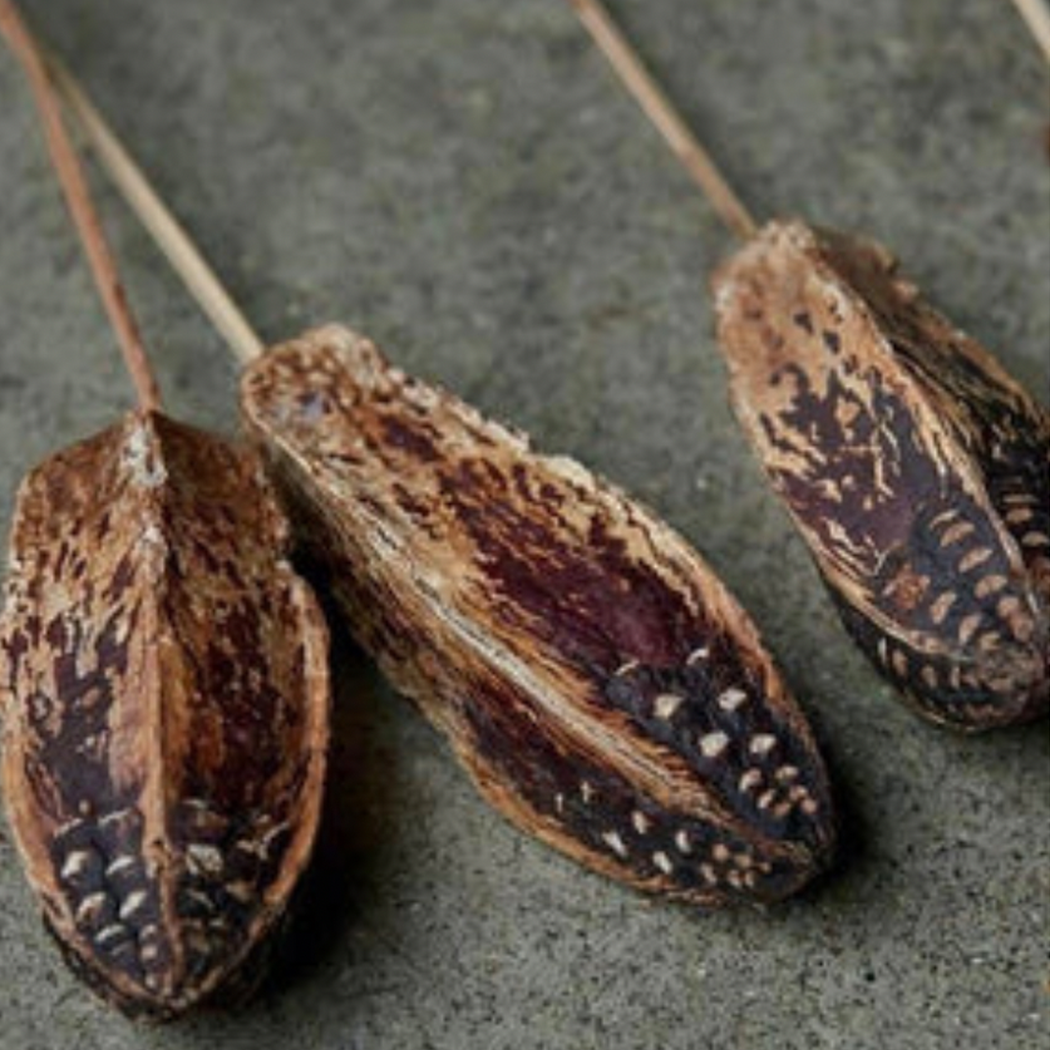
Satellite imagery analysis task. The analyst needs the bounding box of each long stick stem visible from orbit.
[1010,0,1050,63]
[0,0,161,410]
[568,0,757,241]
[45,54,265,367]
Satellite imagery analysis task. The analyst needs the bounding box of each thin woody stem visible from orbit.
[45,53,265,367]
[1009,0,1050,63]
[568,0,758,241]
[0,0,161,410]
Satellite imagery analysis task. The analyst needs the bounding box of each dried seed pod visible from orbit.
[240,324,834,906]
[713,220,1049,730]
[0,410,329,1019]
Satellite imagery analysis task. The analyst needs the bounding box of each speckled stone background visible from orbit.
[0,2,1047,1048]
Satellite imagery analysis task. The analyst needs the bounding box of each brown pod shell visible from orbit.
[241,324,834,907]
[713,220,1049,730]
[0,410,329,1019]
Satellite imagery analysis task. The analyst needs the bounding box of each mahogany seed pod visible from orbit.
[0,410,329,1019]
[240,324,835,907]
[713,220,1049,731]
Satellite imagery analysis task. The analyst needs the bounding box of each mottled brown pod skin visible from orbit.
[713,220,1049,730]
[241,325,834,907]
[0,411,329,1019]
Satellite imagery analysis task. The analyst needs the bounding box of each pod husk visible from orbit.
[1,410,329,1018]
[241,324,834,907]
[713,220,1049,730]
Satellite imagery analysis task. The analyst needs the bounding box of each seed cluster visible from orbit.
[606,658,824,832]
[51,806,164,988]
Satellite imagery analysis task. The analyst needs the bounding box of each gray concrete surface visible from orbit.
[0,2,1047,1047]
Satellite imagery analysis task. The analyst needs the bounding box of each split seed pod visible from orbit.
[713,221,1049,730]
[241,324,834,906]
[0,2,330,1016]
[0,410,329,1018]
